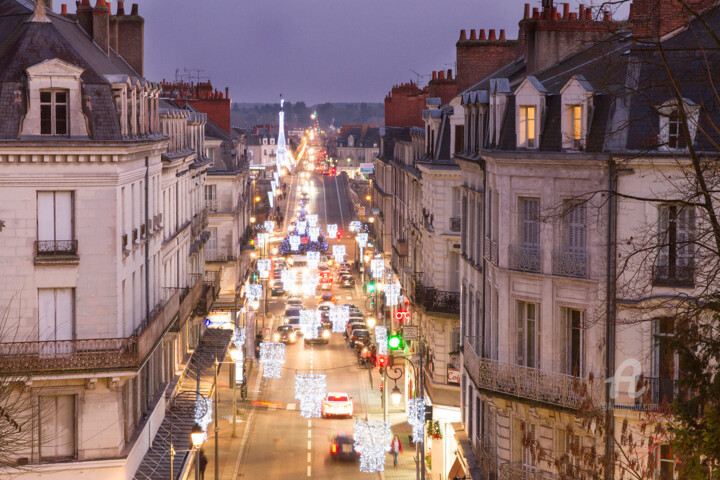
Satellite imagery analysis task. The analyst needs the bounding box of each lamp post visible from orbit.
[213,346,242,480]
[168,391,207,480]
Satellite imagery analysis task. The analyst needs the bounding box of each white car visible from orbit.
[322,392,354,418]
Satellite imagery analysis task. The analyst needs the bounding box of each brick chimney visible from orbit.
[76,0,93,36]
[115,3,144,75]
[92,0,110,55]
[631,0,715,40]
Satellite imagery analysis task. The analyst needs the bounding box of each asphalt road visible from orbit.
[237,172,378,479]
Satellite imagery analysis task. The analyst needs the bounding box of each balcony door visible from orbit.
[516,301,540,369]
[37,191,73,252]
[38,289,74,354]
[39,395,76,460]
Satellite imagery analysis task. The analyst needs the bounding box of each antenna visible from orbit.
[409,69,431,86]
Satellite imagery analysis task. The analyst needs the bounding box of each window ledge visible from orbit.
[34,254,79,266]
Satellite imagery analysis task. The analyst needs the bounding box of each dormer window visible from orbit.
[567,104,584,149]
[270,138,275,145]
[657,98,699,150]
[519,106,536,148]
[40,90,68,135]
[667,111,684,149]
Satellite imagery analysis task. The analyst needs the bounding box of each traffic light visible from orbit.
[388,334,402,350]
[376,354,388,368]
[367,281,376,293]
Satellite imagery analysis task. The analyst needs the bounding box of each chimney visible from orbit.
[77,0,93,36]
[524,3,530,19]
[603,10,611,21]
[447,69,452,79]
[459,29,467,41]
[92,0,110,55]
[46,0,53,10]
[431,71,437,81]
[488,29,497,41]
[225,87,229,99]
[438,70,445,80]
[131,3,138,15]
[631,0,715,39]
[116,3,144,75]
[562,3,570,19]
[499,29,506,41]
[61,4,67,14]
[479,29,486,40]
[532,7,540,19]
[579,4,585,20]
[116,1,125,15]
[469,29,477,40]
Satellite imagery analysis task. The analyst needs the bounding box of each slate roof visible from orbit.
[336,126,380,148]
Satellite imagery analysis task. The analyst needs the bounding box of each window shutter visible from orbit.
[517,302,525,365]
[533,303,540,369]
[568,203,586,253]
[37,192,55,242]
[38,289,56,342]
[676,207,694,267]
[55,289,74,343]
[522,198,540,247]
[657,206,670,267]
[54,192,72,241]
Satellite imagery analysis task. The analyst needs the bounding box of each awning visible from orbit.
[448,456,466,480]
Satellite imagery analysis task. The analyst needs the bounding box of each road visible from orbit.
[237,172,381,479]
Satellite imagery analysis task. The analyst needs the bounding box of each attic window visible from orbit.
[40,90,68,135]
[667,111,685,149]
[657,99,699,151]
[519,106,536,148]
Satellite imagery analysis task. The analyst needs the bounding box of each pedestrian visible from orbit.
[198,449,208,480]
[390,434,403,468]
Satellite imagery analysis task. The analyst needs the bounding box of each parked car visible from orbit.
[348,327,370,347]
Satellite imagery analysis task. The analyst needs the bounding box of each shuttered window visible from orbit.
[564,202,586,253]
[521,198,540,248]
[516,301,540,368]
[657,205,694,275]
[38,288,74,344]
[39,395,75,459]
[37,192,73,242]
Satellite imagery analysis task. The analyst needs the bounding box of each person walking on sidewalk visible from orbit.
[198,449,208,480]
[390,435,403,468]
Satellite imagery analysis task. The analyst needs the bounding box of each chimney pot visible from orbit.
[552,6,558,20]
[469,29,477,40]
[431,71,437,81]
[532,7,540,19]
[225,87,229,99]
[459,29,467,41]
[586,8,592,20]
[603,10,611,21]
[499,29,506,41]
[61,3,67,14]
[563,3,570,19]
[130,3,138,15]
[479,29,486,40]
[116,0,124,15]
[488,29,496,41]
[524,3,530,19]
[569,12,577,20]
[438,70,445,80]
[579,4,585,19]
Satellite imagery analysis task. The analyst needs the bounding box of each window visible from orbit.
[658,99,699,150]
[563,202,586,253]
[519,106,536,148]
[653,318,679,403]
[656,205,694,285]
[667,111,685,149]
[38,288,75,343]
[204,185,217,212]
[658,444,677,480]
[454,124,464,154]
[452,327,461,352]
[562,308,583,376]
[40,90,68,135]
[39,395,76,460]
[521,198,540,248]
[567,104,583,148]
[37,192,74,254]
[516,301,539,368]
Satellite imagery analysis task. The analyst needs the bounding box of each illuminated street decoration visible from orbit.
[370,258,384,279]
[294,373,327,418]
[257,259,271,279]
[277,98,287,170]
[385,283,401,306]
[257,233,268,248]
[326,224,337,239]
[307,251,320,270]
[233,327,246,349]
[246,283,263,302]
[407,398,426,441]
[300,310,321,338]
[267,192,274,208]
[271,180,277,193]
[329,305,349,333]
[354,420,392,472]
[307,214,318,228]
[297,220,307,235]
[349,221,361,232]
[259,342,285,378]
[195,396,213,442]
[308,226,320,242]
[357,233,368,249]
[303,273,318,297]
[281,269,296,290]
[375,326,388,355]
[289,235,301,252]
[332,245,346,263]
[264,221,274,233]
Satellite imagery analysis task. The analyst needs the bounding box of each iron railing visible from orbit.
[499,463,558,480]
[205,199,219,213]
[652,264,694,287]
[205,249,237,262]
[472,435,498,480]
[551,250,587,278]
[641,376,679,405]
[179,275,204,323]
[508,245,542,273]
[463,339,481,388]
[484,236,498,265]
[35,240,78,256]
[474,356,602,409]
[449,217,461,232]
[412,280,460,315]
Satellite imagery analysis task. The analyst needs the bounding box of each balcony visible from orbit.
[652,264,694,288]
[484,236,498,266]
[551,250,587,278]
[205,199,219,213]
[473,356,602,410]
[179,274,204,324]
[449,217,461,233]
[508,245,542,273]
[154,213,164,231]
[472,435,498,480]
[395,239,408,257]
[34,240,79,265]
[206,248,237,262]
[0,290,180,375]
[412,280,460,315]
[499,463,557,480]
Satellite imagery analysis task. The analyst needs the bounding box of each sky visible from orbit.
[138,0,531,105]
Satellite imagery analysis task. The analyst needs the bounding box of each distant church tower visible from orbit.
[276,96,286,171]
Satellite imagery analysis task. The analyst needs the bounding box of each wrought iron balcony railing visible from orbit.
[205,199,219,213]
[508,245,542,273]
[484,236,498,265]
[35,240,78,256]
[551,250,587,278]
[499,463,558,480]
[449,217,461,232]
[206,249,237,262]
[0,290,180,375]
[474,355,602,410]
[473,435,498,480]
[179,274,204,323]
[412,280,460,315]
[652,264,694,287]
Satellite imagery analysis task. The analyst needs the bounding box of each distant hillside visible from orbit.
[231,102,384,129]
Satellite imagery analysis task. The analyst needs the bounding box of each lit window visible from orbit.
[40,90,68,135]
[572,105,582,147]
[519,106,536,148]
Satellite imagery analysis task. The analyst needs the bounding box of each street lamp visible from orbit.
[190,424,204,449]
[213,347,244,480]
[250,216,256,224]
[391,385,402,408]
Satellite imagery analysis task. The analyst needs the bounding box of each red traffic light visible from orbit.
[376,354,388,367]
[337,229,343,238]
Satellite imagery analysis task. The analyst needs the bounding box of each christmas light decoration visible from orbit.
[259,342,285,378]
[357,233,368,249]
[308,226,320,242]
[407,398,426,441]
[329,305,349,333]
[385,283,401,306]
[273,171,279,185]
[233,327,246,349]
[327,224,338,238]
[294,373,326,418]
[307,214,318,228]
[257,232,268,248]
[246,283,263,302]
[289,235,301,252]
[307,251,320,271]
[271,180,277,193]
[354,420,392,472]
[349,221,361,232]
[281,269,296,291]
[300,309,321,339]
[370,258,384,279]
[332,245,346,263]
[297,220,307,235]
[257,259,271,278]
[375,326,388,355]
[303,273,318,297]
[267,192,274,208]
[195,396,213,442]
[264,221,274,233]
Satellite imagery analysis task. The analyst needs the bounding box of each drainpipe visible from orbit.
[145,156,152,408]
[605,157,617,480]
[481,158,487,359]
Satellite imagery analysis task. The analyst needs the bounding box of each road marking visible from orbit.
[308,440,311,449]
[308,430,312,439]
[307,452,311,462]
[286,403,296,410]
[308,420,312,428]
[307,465,311,477]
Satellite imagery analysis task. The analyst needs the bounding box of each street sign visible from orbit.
[403,325,418,341]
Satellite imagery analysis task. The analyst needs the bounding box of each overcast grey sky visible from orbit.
[139,0,531,105]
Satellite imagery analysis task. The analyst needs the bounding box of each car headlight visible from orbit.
[273,333,280,341]
[290,333,296,341]
[323,329,330,339]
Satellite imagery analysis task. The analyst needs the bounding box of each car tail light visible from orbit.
[331,443,337,454]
